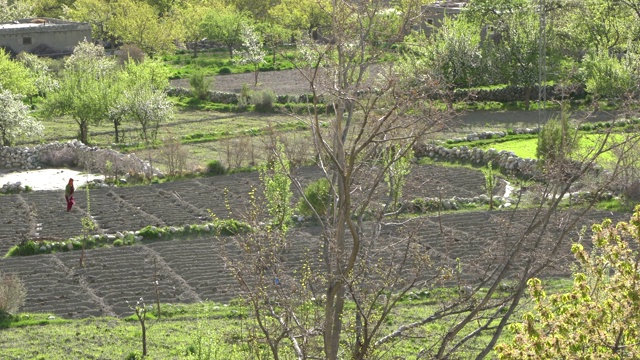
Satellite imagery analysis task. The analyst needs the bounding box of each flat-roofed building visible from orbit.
[0,18,91,57]
[421,1,468,35]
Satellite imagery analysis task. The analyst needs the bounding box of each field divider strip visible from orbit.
[49,255,117,317]
[16,195,38,239]
[140,245,203,303]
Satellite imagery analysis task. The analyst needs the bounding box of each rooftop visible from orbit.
[0,18,89,31]
[427,1,468,9]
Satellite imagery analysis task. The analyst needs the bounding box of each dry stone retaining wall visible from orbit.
[0,140,161,174]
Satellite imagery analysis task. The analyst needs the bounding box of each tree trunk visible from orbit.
[228,45,233,59]
[254,66,259,86]
[524,86,531,110]
[114,119,120,143]
[79,120,88,144]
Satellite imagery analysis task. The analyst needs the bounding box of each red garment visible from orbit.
[66,195,75,212]
[65,179,75,212]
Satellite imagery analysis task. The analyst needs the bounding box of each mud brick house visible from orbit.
[0,18,91,57]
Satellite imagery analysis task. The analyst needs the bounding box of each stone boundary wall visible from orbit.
[167,87,323,105]
[0,140,161,176]
[447,85,587,103]
[169,84,586,104]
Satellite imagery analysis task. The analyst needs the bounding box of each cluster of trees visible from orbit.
[2,0,640,358]
[0,41,172,146]
[1,0,326,58]
[414,0,640,108]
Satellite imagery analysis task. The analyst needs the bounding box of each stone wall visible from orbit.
[167,87,324,105]
[448,85,587,103]
[0,140,161,177]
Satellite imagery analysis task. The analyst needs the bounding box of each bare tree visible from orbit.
[216,0,640,359]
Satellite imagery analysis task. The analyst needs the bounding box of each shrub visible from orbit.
[237,84,251,111]
[113,239,123,247]
[214,219,252,236]
[536,111,580,165]
[189,69,213,100]
[251,89,276,112]
[206,160,226,175]
[623,180,640,202]
[217,67,232,75]
[117,44,145,64]
[297,178,331,217]
[0,272,26,315]
[159,134,189,176]
[38,146,78,167]
[6,241,39,257]
[139,226,161,239]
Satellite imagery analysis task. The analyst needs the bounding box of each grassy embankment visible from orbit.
[0,278,576,359]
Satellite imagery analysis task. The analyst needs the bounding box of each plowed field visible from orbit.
[0,164,622,318]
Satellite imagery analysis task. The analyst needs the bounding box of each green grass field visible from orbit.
[479,133,623,165]
[0,277,575,359]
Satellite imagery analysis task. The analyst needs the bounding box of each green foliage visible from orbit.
[6,241,39,257]
[189,69,213,100]
[383,146,412,212]
[213,219,252,236]
[297,178,330,218]
[536,111,580,165]
[200,6,250,58]
[495,207,640,358]
[261,145,293,232]
[42,41,119,144]
[109,0,177,55]
[206,160,227,175]
[0,48,36,97]
[484,161,495,210]
[250,89,276,112]
[410,17,488,88]
[581,48,640,100]
[139,225,161,239]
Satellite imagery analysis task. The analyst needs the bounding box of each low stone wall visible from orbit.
[0,146,40,170]
[167,87,324,105]
[442,84,587,103]
[414,143,540,178]
[0,140,162,176]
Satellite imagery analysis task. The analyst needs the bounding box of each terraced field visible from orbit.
[0,164,622,318]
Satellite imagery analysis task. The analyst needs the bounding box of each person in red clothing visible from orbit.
[65,178,75,212]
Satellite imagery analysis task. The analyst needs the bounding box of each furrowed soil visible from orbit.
[0,163,625,318]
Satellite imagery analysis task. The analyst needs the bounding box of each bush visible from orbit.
[6,241,39,257]
[39,146,78,167]
[117,44,145,64]
[113,239,123,246]
[159,134,189,176]
[0,272,26,315]
[206,160,226,175]
[251,90,276,112]
[297,178,331,217]
[217,67,232,75]
[536,111,580,165]
[214,219,252,236]
[139,226,161,239]
[189,69,213,100]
